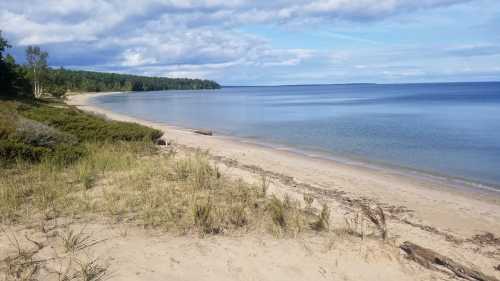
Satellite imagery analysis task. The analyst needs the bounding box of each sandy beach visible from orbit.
[66,92,500,280]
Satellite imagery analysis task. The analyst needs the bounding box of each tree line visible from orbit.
[0,31,220,99]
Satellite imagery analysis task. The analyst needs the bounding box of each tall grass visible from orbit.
[1,139,331,237]
[1,101,390,239]
[0,141,155,224]
[3,135,352,240]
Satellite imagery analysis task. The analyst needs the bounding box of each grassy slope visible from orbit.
[0,99,335,237]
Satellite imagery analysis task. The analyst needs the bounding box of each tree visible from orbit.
[0,31,11,58]
[0,30,13,96]
[0,31,32,98]
[26,45,48,98]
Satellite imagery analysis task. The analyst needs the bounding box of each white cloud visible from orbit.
[0,0,489,84]
[121,49,158,67]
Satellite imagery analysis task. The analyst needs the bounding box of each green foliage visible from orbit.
[48,144,86,165]
[43,67,221,95]
[1,30,220,99]
[19,104,163,142]
[0,31,9,56]
[0,100,162,165]
[0,31,33,99]
[11,117,78,148]
[0,139,49,162]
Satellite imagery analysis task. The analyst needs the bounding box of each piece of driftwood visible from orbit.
[155,139,167,146]
[194,129,213,136]
[400,241,499,281]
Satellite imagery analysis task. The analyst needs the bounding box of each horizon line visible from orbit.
[221,80,500,88]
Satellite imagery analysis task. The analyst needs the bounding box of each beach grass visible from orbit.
[0,98,395,241]
[0,100,327,237]
[0,140,322,237]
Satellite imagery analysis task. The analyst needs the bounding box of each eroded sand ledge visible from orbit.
[67,92,500,280]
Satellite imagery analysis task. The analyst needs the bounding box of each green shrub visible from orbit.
[19,104,163,142]
[0,139,49,162]
[12,117,78,148]
[48,144,86,165]
[0,101,162,164]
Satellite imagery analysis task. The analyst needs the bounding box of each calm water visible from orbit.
[92,82,500,189]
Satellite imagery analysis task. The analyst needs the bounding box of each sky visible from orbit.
[1,0,499,85]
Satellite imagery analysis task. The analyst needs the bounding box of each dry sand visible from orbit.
[63,92,500,280]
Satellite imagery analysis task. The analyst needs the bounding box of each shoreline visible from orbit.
[67,92,500,238]
[224,133,500,195]
[87,91,500,197]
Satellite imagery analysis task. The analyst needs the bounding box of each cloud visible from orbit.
[1,0,473,46]
[0,0,494,84]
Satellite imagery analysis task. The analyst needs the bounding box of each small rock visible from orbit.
[495,264,500,271]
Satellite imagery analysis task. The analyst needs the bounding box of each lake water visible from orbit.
[91,82,500,189]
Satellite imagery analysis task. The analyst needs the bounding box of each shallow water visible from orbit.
[92,82,500,188]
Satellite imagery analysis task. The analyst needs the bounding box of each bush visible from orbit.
[1,100,163,166]
[1,102,84,164]
[20,104,163,142]
[48,144,86,165]
[12,117,78,148]
[0,139,49,162]
[47,85,66,98]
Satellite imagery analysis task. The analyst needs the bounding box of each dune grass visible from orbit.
[0,141,318,237]
[0,99,389,239]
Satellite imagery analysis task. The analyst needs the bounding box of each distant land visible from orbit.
[46,68,221,94]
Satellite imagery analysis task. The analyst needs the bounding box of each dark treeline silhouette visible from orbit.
[0,32,32,98]
[45,68,220,96]
[0,31,220,99]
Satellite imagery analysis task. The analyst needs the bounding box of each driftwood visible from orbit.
[400,241,499,281]
[155,139,167,146]
[194,129,213,136]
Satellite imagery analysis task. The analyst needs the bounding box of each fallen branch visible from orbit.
[400,241,499,281]
[194,129,213,136]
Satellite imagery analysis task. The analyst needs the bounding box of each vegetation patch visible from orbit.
[19,102,163,142]
[0,100,162,165]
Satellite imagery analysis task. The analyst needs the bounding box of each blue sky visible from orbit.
[1,0,499,85]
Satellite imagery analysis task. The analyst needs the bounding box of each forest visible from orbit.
[44,68,221,95]
[0,31,220,99]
